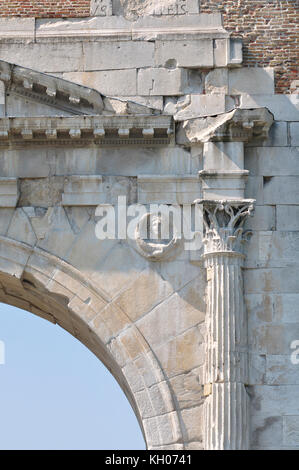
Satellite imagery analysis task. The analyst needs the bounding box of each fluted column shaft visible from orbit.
[203,252,249,450]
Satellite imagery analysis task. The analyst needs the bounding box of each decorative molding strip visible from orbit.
[34,14,227,40]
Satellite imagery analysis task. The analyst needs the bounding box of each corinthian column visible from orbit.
[184,108,273,450]
[202,200,254,450]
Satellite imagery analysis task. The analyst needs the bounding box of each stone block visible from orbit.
[174,94,229,120]
[120,96,164,111]
[94,146,192,176]
[245,205,275,231]
[246,121,288,147]
[164,97,177,115]
[244,267,299,294]
[34,207,77,260]
[118,326,151,361]
[169,368,203,410]
[245,147,299,176]
[228,38,243,67]
[84,41,154,71]
[100,176,137,205]
[266,355,299,385]
[283,416,299,446]
[143,411,182,448]
[277,205,299,231]
[137,175,201,204]
[115,268,173,322]
[0,80,4,117]
[213,39,229,68]
[290,122,299,146]
[113,0,200,18]
[92,302,130,338]
[181,406,203,442]
[240,94,299,121]
[229,67,275,95]
[273,294,299,324]
[247,231,299,267]
[0,18,35,40]
[90,0,113,16]
[133,13,222,29]
[62,175,104,206]
[19,177,64,208]
[135,381,175,419]
[159,259,199,293]
[154,326,205,378]
[246,293,274,325]
[249,323,287,355]
[251,415,283,448]
[205,68,228,94]
[200,174,246,200]
[121,361,145,393]
[0,208,14,235]
[134,351,165,387]
[251,385,299,417]
[249,353,266,385]
[245,176,264,204]
[0,42,84,73]
[185,69,204,94]
[263,176,299,204]
[7,208,36,246]
[138,68,188,96]
[63,69,137,96]
[0,178,19,207]
[136,293,204,349]
[146,0,200,16]
[155,39,213,68]
[203,142,244,171]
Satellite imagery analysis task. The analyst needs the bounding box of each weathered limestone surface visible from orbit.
[0,7,298,451]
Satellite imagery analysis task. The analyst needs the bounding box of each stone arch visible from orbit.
[0,235,184,449]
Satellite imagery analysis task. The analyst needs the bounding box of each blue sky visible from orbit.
[0,303,145,450]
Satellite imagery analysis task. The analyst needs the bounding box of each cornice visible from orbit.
[0,60,104,115]
[177,107,274,145]
[0,115,173,147]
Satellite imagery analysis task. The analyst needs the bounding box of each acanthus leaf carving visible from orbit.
[197,199,255,255]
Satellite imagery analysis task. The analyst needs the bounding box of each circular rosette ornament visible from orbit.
[134,212,183,261]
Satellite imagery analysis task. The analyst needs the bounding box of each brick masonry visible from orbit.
[200,0,299,94]
[0,1,298,91]
[0,1,90,18]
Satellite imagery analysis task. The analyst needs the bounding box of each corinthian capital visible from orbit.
[198,199,255,255]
